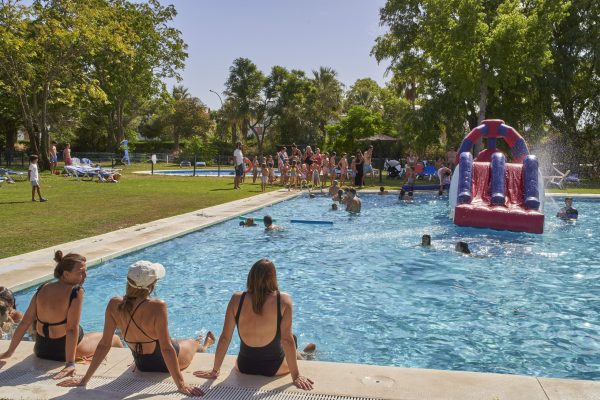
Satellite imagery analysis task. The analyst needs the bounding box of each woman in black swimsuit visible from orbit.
[58,260,212,397]
[0,251,121,379]
[194,258,314,391]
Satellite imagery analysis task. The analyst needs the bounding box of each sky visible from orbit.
[163,0,390,110]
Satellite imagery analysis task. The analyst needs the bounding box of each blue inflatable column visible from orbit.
[457,152,473,204]
[490,152,506,206]
[523,155,540,210]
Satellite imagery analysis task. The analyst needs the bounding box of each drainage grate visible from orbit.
[0,370,383,400]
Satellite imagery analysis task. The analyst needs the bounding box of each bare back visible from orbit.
[35,283,81,338]
[108,297,165,353]
[233,291,285,347]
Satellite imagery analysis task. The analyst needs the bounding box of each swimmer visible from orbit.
[399,189,413,202]
[241,218,257,227]
[264,215,281,231]
[421,234,431,246]
[455,241,471,255]
[557,197,578,220]
[378,186,389,195]
[331,203,338,211]
[329,180,340,197]
[346,188,361,213]
[293,334,317,360]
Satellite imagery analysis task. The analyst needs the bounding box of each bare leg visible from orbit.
[174,339,199,370]
[76,332,123,359]
[31,186,36,201]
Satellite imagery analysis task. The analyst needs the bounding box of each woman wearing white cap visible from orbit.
[58,260,214,397]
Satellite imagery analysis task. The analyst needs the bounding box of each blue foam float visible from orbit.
[290,219,334,225]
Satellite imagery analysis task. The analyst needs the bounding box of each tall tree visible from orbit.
[0,0,109,168]
[89,0,187,151]
[307,67,343,143]
[373,0,568,150]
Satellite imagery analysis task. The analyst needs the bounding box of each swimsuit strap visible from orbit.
[234,292,246,324]
[124,299,155,343]
[35,284,82,337]
[276,290,282,335]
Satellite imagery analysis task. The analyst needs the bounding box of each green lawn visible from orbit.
[0,165,276,259]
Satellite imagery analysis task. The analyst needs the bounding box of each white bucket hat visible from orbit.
[127,260,166,290]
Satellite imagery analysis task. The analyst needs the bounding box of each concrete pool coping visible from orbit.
[1,341,598,400]
[1,189,599,399]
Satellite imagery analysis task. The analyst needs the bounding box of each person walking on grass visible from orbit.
[29,155,47,202]
[233,142,244,190]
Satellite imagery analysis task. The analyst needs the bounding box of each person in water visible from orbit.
[0,251,122,379]
[58,260,214,397]
[263,215,282,231]
[455,241,471,254]
[193,259,314,391]
[378,186,389,195]
[239,218,257,227]
[346,188,361,213]
[0,287,22,336]
[556,197,578,220]
[421,234,431,247]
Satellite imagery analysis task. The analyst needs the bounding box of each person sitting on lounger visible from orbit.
[0,251,122,379]
[193,258,314,391]
[58,260,213,397]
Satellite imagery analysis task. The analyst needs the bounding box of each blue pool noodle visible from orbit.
[457,152,473,204]
[490,152,506,206]
[523,155,540,210]
[290,219,334,225]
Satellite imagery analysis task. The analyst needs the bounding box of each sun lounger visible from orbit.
[64,165,100,181]
[0,168,27,182]
[544,166,571,189]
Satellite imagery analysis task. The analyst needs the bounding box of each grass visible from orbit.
[0,164,278,258]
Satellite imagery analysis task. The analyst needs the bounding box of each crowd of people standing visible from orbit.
[232,142,376,190]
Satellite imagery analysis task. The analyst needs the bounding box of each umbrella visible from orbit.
[357,134,398,142]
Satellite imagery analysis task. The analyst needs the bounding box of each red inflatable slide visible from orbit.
[449,120,545,234]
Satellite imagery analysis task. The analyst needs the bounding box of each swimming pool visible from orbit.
[15,194,600,380]
[143,169,282,177]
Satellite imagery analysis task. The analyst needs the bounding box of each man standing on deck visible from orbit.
[233,142,244,189]
[362,145,374,186]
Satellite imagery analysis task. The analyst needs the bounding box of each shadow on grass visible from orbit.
[0,201,30,204]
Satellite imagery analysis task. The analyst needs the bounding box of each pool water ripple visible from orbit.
[15,193,600,380]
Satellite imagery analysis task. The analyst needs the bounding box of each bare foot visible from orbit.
[204,331,216,348]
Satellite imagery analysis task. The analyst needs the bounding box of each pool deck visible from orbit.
[1,341,598,400]
[1,188,599,399]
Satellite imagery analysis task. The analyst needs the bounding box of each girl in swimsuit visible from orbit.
[194,259,314,391]
[58,260,214,397]
[338,153,349,186]
[252,156,259,183]
[0,251,121,379]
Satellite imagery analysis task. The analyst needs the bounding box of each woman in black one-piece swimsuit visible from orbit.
[0,251,119,380]
[193,259,314,391]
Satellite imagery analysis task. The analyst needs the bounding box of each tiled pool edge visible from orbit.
[0,189,301,291]
[1,341,598,400]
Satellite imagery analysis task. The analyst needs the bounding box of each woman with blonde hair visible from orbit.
[194,258,314,390]
[0,251,121,379]
[58,260,213,397]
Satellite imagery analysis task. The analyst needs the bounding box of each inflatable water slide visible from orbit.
[448,119,545,234]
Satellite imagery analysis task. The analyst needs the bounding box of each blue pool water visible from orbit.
[16,194,600,380]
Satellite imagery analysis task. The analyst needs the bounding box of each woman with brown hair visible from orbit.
[194,258,314,391]
[0,251,121,379]
[58,260,213,397]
